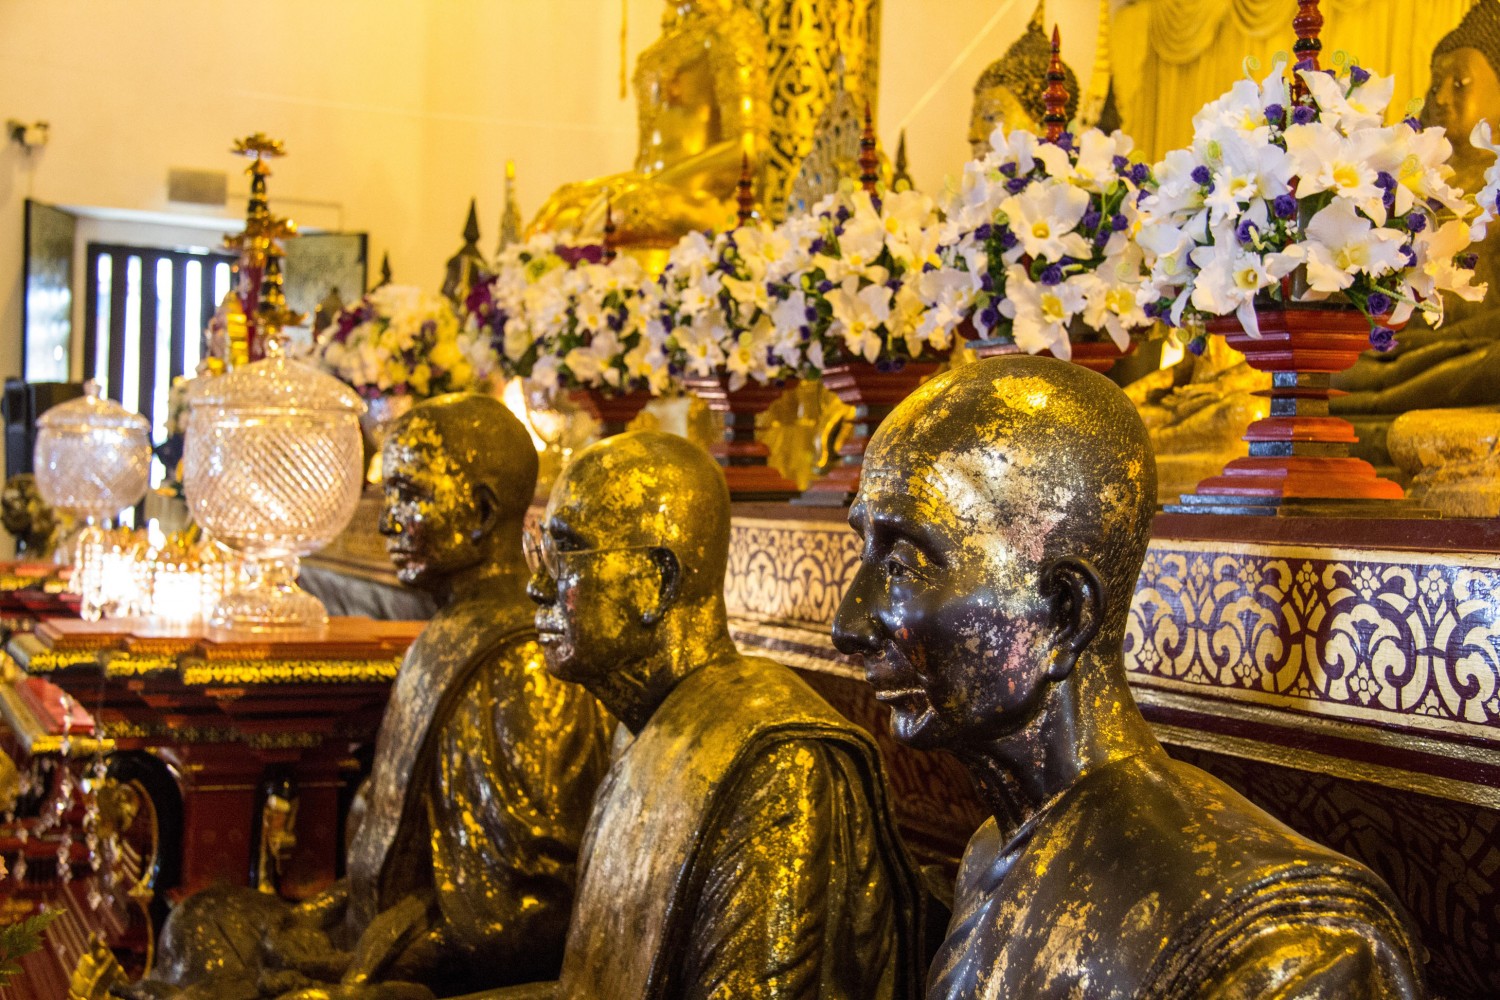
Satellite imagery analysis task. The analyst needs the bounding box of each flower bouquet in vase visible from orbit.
[933,28,1157,373]
[664,225,803,500]
[521,253,673,438]
[774,186,953,505]
[315,284,498,479]
[1137,6,1484,515]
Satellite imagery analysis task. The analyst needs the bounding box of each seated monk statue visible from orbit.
[528,0,768,254]
[508,430,922,999]
[120,394,614,1000]
[833,356,1424,998]
[1332,0,1500,466]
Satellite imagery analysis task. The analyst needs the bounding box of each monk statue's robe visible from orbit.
[553,655,922,1000]
[927,749,1421,1000]
[137,593,613,1000]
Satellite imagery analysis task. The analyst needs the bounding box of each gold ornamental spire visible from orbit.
[497,160,523,259]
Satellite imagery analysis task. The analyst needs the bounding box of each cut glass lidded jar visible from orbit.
[183,337,365,629]
[33,380,152,528]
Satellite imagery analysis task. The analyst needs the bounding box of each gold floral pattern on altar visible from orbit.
[1126,542,1500,736]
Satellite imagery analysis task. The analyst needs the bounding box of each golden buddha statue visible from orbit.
[114,395,613,1000]
[510,431,922,999]
[1338,0,1500,485]
[968,1,1079,157]
[529,0,769,257]
[834,357,1423,998]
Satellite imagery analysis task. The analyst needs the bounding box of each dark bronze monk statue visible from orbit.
[119,394,613,1000]
[833,357,1424,999]
[509,430,921,999]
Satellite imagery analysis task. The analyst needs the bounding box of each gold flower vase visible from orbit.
[570,387,655,438]
[683,375,801,502]
[1168,303,1434,517]
[796,359,943,506]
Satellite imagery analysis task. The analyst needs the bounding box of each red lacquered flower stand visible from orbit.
[1169,305,1435,517]
[684,375,800,501]
[797,360,943,506]
[571,387,654,438]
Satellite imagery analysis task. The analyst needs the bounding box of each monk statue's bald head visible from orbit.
[529,431,734,732]
[834,356,1156,752]
[379,393,538,594]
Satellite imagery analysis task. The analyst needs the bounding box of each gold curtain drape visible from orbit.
[1115,0,1479,160]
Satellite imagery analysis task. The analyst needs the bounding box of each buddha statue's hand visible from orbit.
[340,894,435,986]
[260,921,352,982]
[290,881,349,929]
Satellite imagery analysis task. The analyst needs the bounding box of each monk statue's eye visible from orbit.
[885,540,926,581]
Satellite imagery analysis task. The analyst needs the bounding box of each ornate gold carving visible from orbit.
[180,656,403,687]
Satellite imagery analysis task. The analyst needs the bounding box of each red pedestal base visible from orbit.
[797,361,942,506]
[571,387,654,438]
[1169,306,1431,517]
[684,375,800,501]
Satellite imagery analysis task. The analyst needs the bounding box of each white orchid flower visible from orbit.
[1000,181,1093,262]
[1470,120,1500,240]
[1300,66,1395,134]
[1188,239,1304,336]
[1300,200,1409,293]
[827,279,892,363]
[999,265,1087,358]
[1284,124,1396,223]
[1411,219,1486,310]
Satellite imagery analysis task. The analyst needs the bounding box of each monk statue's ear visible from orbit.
[1041,556,1104,681]
[471,483,500,543]
[640,546,682,627]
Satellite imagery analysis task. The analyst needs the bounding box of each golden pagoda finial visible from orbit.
[1079,0,1113,128]
[859,103,879,194]
[736,153,756,226]
[223,133,296,328]
[256,254,305,354]
[603,199,618,264]
[1042,26,1070,143]
[497,160,523,259]
[375,252,392,291]
[892,130,913,192]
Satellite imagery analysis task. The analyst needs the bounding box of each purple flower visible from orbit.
[1406,212,1427,233]
[799,327,811,341]
[1187,336,1207,356]
[1190,165,1212,186]
[1368,326,1396,351]
[1458,252,1479,270]
[1382,190,1396,212]
[1040,264,1064,286]
[1365,291,1392,316]
[1236,219,1258,244]
[1112,155,1130,171]
[1399,245,1417,267]
[1129,162,1151,185]
[999,162,1018,179]
[836,206,852,223]
[1264,103,1285,124]
[1006,176,1030,194]
[1273,194,1297,219]
[999,228,1019,250]
[975,223,994,241]
[817,279,834,293]
[980,272,996,292]
[667,362,683,376]
[1082,210,1102,231]
[1402,116,1422,130]
[1375,172,1396,190]
[1292,105,1317,125]
[1350,65,1371,86]
[922,261,938,273]
[1111,214,1129,232]
[979,305,1002,328]
[804,306,819,322]
[875,358,895,373]
[1294,58,1317,75]
[1055,132,1075,152]
[1143,300,1164,319]
[808,238,826,255]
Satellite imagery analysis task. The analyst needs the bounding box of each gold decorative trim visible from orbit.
[101,652,178,678]
[180,656,403,686]
[1152,722,1500,810]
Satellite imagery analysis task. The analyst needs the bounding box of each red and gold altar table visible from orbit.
[0,615,422,990]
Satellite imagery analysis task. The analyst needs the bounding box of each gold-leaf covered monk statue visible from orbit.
[502,431,922,999]
[120,395,613,1000]
[833,357,1424,998]
[1334,0,1500,464]
[529,0,769,257]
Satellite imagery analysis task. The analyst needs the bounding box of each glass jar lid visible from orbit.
[188,351,366,416]
[37,381,151,434]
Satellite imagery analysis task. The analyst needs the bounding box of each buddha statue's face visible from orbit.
[378,416,487,591]
[1426,46,1500,192]
[528,432,729,691]
[968,86,1036,159]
